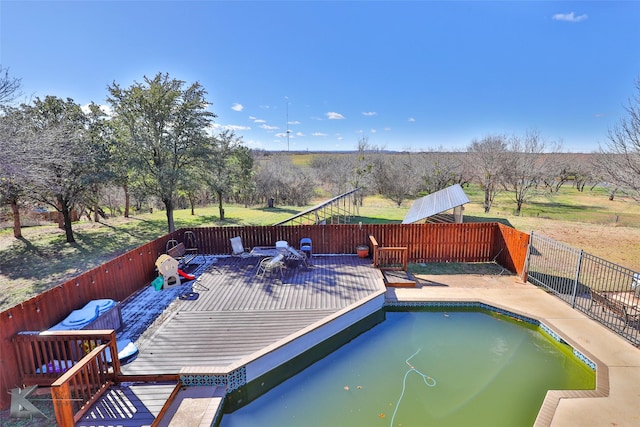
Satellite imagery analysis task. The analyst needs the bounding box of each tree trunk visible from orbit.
[217,190,225,220]
[189,196,195,215]
[58,197,75,243]
[123,183,130,218]
[483,187,491,213]
[10,198,22,238]
[57,200,64,230]
[93,202,99,222]
[164,198,175,232]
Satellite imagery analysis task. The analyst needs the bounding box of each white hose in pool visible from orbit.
[390,348,437,427]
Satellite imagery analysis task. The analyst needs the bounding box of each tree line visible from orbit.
[2,68,640,242]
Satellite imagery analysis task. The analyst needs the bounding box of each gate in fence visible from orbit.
[526,231,640,346]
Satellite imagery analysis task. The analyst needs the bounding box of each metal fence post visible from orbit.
[571,249,583,309]
[524,231,533,283]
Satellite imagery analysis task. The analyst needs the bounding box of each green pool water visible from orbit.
[219,310,595,427]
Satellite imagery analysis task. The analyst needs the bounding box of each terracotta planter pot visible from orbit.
[356,245,369,258]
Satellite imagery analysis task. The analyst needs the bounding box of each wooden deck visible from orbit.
[77,381,177,427]
[121,255,384,376]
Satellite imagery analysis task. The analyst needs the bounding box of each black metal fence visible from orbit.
[527,231,640,346]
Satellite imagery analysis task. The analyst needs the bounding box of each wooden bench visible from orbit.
[167,242,197,267]
[590,290,640,330]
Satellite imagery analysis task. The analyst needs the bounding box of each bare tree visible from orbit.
[0,106,28,237]
[254,155,315,206]
[371,153,419,207]
[502,131,557,216]
[310,154,353,195]
[0,67,24,237]
[14,96,98,242]
[599,77,640,198]
[0,66,21,105]
[466,135,508,213]
[350,137,376,205]
[414,150,466,195]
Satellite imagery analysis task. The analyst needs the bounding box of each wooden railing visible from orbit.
[51,338,120,427]
[13,330,118,387]
[0,222,530,409]
[369,235,408,271]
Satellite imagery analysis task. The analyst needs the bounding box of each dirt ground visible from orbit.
[509,218,640,272]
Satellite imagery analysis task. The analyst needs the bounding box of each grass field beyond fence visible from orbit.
[1,184,640,311]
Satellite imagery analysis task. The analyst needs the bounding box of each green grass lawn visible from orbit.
[1,184,638,311]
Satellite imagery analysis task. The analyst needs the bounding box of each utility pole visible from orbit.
[286,97,290,151]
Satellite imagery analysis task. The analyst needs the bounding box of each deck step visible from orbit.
[76,381,177,427]
[382,270,417,287]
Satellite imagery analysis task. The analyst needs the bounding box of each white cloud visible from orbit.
[326,112,345,120]
[362,111,377,116]
[552,12,588,22]
[295,131,304,137]
[253,118,266,123]
[211,123,251,132]
[408,117,416,122]
[312,132,328,137]
[384,127,392,131]
[371,129,377,134]
[225,124,251,131]
[231,103,244,111]
[288,120,301,125]
[261,124,279,131]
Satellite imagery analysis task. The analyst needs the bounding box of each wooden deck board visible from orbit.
[77,382,177,427]
[121,256,383,376]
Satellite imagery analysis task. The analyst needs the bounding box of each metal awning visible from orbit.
[402,184,470,224]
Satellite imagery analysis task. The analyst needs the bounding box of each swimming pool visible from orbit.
[218,308,595,427]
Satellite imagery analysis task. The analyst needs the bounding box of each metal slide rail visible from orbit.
[527,231,640,346]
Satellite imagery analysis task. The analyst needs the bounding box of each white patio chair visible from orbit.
[256,254,285,279]
[230,236,251,258]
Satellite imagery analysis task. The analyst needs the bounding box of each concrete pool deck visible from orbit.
[390,273,640,427]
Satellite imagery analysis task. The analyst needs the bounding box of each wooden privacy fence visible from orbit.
[179,222,528,271]
[0,222,529,409]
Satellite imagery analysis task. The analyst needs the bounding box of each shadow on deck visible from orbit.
[121,255,385,376]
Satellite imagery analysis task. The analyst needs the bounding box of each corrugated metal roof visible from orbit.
[402,184,470,224]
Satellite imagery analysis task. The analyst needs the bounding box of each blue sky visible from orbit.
[1,1,639,152]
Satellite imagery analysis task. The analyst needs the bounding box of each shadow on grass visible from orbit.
[463,216,514,227]
[354,216,402,224]
[254,207,302,215]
